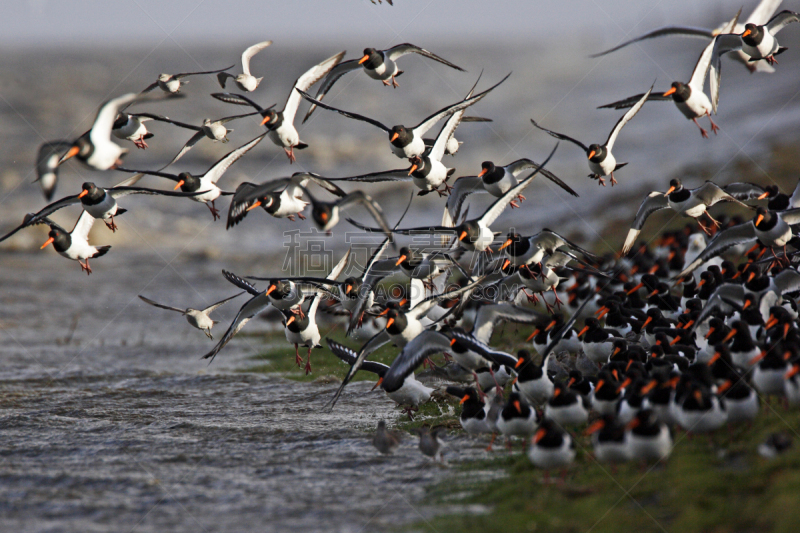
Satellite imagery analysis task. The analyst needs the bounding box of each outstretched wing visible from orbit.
[295,89,390,132]
[301,59,363,123]
[597,92,672,110]
[204,133,266,183]
[530,119,588,152]
[605,82,654,150]
[241,41,272,75]
[766,10,800,34]
[381,330,452,392]
[385,43,465,71]
[138,295,186,314]
[284,51,345,124]
[174,65,235,79]
[691,9,740,93]
[621,192,670,255]
[676,221,756,278]
[222,269,261,296]
[590,26,714,58]
[202,293,271,362]
[201,291,246,315]
[211,92,266,113]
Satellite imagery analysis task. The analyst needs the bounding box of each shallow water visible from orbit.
[0,252,500,532]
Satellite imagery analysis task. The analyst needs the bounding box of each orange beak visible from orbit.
[260,115,271,126]
[344,284,352,294]
[319,212,328,222]
[390,132,399,142]
[722,329,737,343]
[513,400,522,413]
[693,390,703,402]
[584,419,605,436]
[478,168,487,178]
[664,186,676,196]
[742,300,751,310]
[358,54,370,65]
[372,377,384,391]
[62,145,80,162]
[642,316,653,329]
[534,428,546,444]
[640,380,657,395]
[663,87,677,97]
[669,335,681,346]
[647,289,659,299]
[717,380,732,394]
[749,351,766,366]
[756,214,764,226]
[553,388,561,398]
[385,317,395,329]
[450,338,457,346]
[757,191,769,200]
[525,329,540,342]
[704,327,715,340]
[577,325,589,338]
[595,379,605,392]
[567,377,576,387]
[785,366,800,379]
[597,307,610,320]
[395,254,407,266]
[40,237,54,250]
[498,238,513,251]
[587,150,596,160]
[515,356,526,369]
[626,417,641,430]
[545,320,557,332]
[616,377,631,394]
[708,352,721,366]
[408,164,417,176]
[682,320,694,330]
[266,284,276,296]
[285,316,295,326]
[246,200,262,211]
[595,306,608,316]
[460,394,470,405]
[627,282,643,295]
[612,346,621,358]
[458,230,468,242]
[697,279,706,288]
[173,180,185,191]
[78,190,88,199]
[502,259,511,270]
[742,29,752,38]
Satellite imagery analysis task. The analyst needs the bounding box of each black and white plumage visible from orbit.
[326,339,434,410]
[140,65,234,94]
[347,146,558,253]
[302,43,465,122]
[599,14,740,138]
[443,159,578,228]
[111,113,155,149]
[35,211,111,275]
[130,111,259,168]
[35,141,75,201]
[528,418,576,470]
[710,10,799,111]
[622,179,752,254]
[590,2,780,73]
[216,41,272,92]
[0,176,199,237]
[300,185,392,236]
[677,207,800,278]
[531,84,652,186]
[226,172,346,227]
[497,229,599,267]
[380,330,453,393]
[296,73,510,160]
[213,51,345,162]
[60,92,181,171]
[118,133,266,221]
[137,292,244,339]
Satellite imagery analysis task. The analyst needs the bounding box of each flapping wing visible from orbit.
[381,330,452,392]
[222,269,261,296]
[211,92,266,112]
[301,59,363,123]
[328,329,391,408]
[284,51,345,124]
[327,167,412,183]
[530,119,588,152]
[130,113,202,131]
[174,64,235,79]
[295,89,390,132]
[766,10,800,34]
[597,92,672,110]
[413,73,510,136]
[694,284,745,328]
[385,43,465,71]
[472,303,548,344]
[693,181,749,207]
[789,178,800,208]
[676,221,756,278]
[748,0,783,25]
[201,291,246,314]
[294,172,347,197]
[70,210,96,243]
[622,192,670,255]
[691,9,740,93]
[590,26,714,58]
[449,330,518,368]
[723,181,766,201]
[308,249,351,319]
[337,191,393,237]
[241,41,272,75]
[710,34,745,113]
[91,92,181,148]
[205,133,266,184]
[778,207,800,226]
[346,236,394,335]
[159,131,205,169]
[138,295,186,314]
[226,180,286,229]
[605,82,653,150]
[327,339,390,375]
[202,293,271,362]
[479,143,558,228]
[108,185,206,199]
[443,175,485,227]
[773,268,800,295]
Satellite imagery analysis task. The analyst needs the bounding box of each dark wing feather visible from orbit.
[530,119,588,152]
[382,330,452,392]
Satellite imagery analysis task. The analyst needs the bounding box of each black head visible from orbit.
[409,155,428,177]
[664,81,689,102]
[41,226,70,253]
[341,277,361,299]
[587,143,605,162]
[175,171,200,192]
[260,109,278,128]
[267,279,292,298]
[284,310,309,332]
[742,23,763,45]
[667,178,682,193]
[454,221,480,245]
[389,125,412,147]
[312,202,334,227]
[478,161,496,178]
[359,48,383,69]
[754,207,773,229]
[78,182,104,204]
